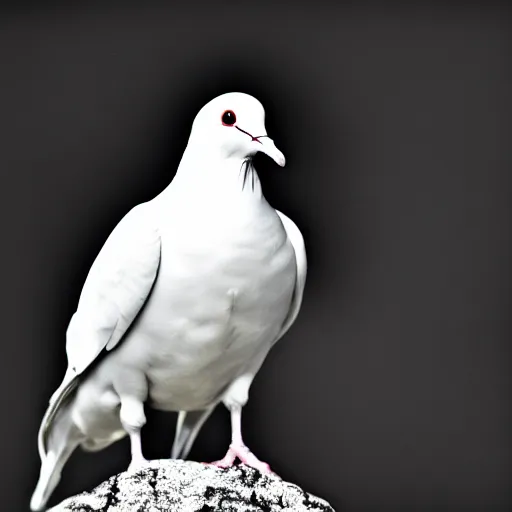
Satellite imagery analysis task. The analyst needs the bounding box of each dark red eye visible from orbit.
[221,110,236,126]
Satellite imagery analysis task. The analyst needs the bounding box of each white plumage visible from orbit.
[30,92,307,511]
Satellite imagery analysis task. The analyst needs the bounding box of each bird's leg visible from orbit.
[210,405,273,474]
[119,395,148,472]
[207,345,275,474]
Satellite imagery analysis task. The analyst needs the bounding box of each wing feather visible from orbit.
[65,202,161,374]
[38,203,161,459]
[273,210,307,344]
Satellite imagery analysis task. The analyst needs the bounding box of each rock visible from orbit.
[49,459,335,511]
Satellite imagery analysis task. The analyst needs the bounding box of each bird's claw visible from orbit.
[207,442,276,475]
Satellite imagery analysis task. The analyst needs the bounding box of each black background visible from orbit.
[1,1,511,511]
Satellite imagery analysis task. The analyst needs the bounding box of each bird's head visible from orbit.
[188,92,285,167]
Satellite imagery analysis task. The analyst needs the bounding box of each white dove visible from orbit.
[30,92,307,511]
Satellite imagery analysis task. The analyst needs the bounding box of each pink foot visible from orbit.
[207,442,275,474]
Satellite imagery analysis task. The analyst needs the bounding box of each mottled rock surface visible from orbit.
[49,459,334,512]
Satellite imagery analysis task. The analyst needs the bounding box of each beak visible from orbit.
[256,136,286,167]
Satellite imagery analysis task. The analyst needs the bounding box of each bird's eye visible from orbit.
[221,110,236,126]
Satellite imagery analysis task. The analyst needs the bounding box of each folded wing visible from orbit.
[273,210,307,345]
[38,203,161,459]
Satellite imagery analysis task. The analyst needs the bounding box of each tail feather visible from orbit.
[38,369,80,461]
[31,393,83,511]
[171,406,215,460]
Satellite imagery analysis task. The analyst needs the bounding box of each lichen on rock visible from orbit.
[48,459,334,511]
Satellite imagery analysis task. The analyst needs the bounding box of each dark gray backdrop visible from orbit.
[0,1,511,511]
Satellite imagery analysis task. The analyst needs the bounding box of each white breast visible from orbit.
[103,199,297,411]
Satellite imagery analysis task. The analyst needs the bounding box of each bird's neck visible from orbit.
[160,145,265,206]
